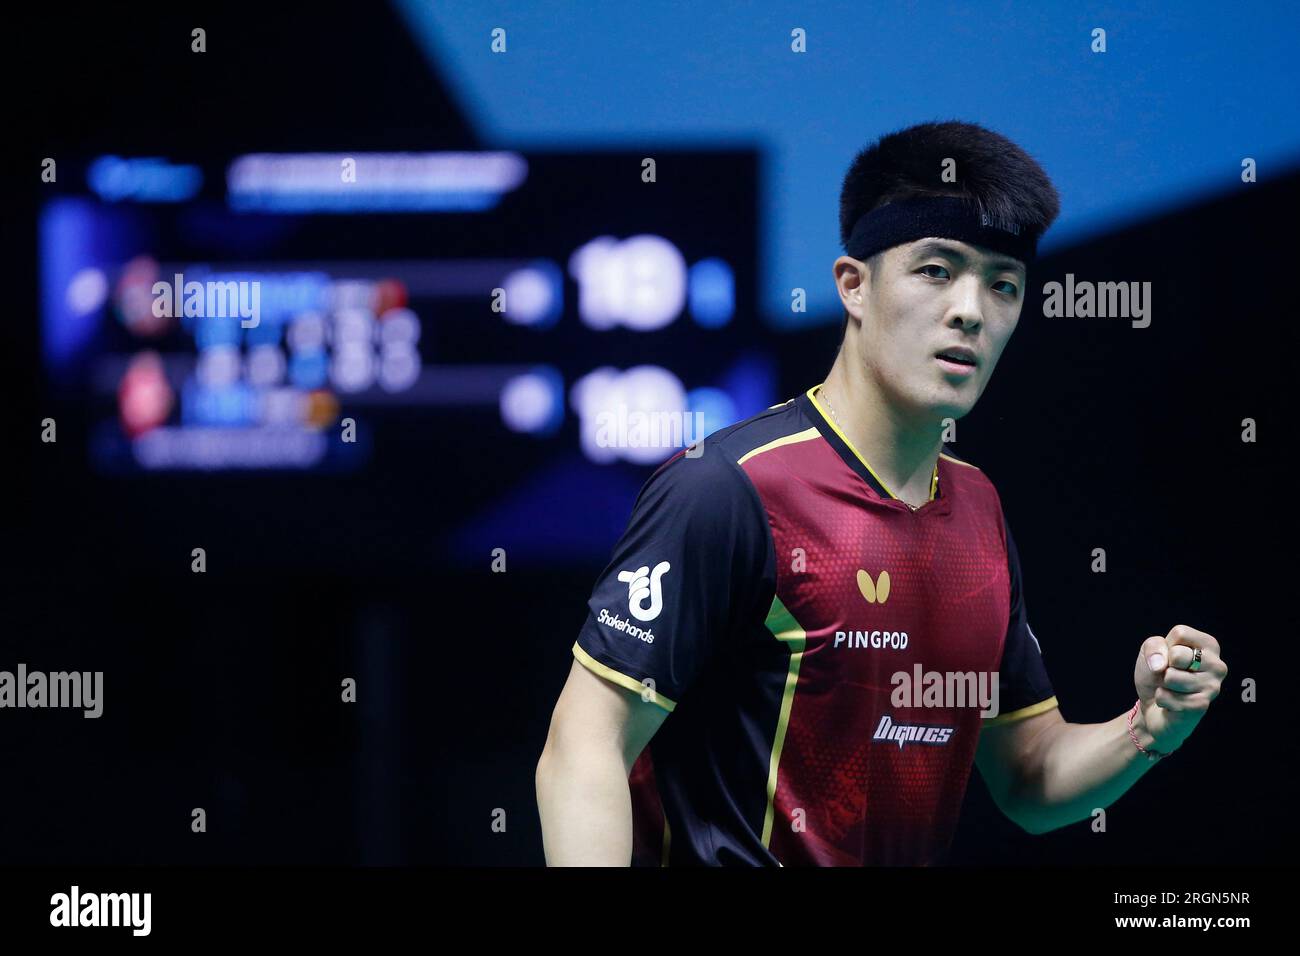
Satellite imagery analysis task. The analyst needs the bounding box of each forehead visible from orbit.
[892,237,1025,273]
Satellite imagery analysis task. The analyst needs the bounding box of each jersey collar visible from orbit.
[798,384,943,508]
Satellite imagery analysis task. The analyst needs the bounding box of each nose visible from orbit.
[947,274,984,332]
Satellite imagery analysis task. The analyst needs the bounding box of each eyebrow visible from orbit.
[912,240,1025,274]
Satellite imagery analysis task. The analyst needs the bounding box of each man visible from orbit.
[535,120,1227,866]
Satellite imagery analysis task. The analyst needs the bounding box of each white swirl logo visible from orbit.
[617,560,671,621]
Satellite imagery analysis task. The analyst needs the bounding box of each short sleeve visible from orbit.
[573,447,772,712]
[983,515,1058,726]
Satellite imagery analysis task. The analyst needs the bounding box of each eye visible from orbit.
[993,280,1019,296]
[918,264,949,279]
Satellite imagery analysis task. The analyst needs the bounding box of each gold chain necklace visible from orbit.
[819,384,932,511]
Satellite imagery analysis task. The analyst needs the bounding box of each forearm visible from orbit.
[535,743,635,865]
[1009,708,1163,834]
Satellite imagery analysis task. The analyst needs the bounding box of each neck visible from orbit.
[820,352,945,506]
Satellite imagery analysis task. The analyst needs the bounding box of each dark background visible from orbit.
[4,1,1295,866]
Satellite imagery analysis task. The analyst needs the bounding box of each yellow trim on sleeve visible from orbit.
[571,641,677,713]
[661,817,671,867]
[737,427,821,465]
[760,594,808,848]
[981,695,1059,727]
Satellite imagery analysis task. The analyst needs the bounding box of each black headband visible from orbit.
[844,195,1040,265]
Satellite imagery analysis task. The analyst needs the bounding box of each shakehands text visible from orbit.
[597,609,656,644]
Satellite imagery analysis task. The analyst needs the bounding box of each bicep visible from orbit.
[548,658,669,774]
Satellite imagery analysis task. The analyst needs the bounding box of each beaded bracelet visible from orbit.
[1127,700,1171,761]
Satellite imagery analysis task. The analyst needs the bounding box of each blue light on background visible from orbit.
[394,0,1300,329]
[685,386,738,437]
[40,199,119,384]
[88,156,202,203]
[500,365,565,435]
[689,257,735,328]
[289,351,330,390]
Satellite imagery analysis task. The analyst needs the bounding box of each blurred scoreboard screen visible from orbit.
[39,150,772,567]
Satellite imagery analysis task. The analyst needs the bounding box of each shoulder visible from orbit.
[938,443,1000,498]
[647,397,806,495]
[631,399,811,537]
[937,442,985,475]
[938,444,1012,535]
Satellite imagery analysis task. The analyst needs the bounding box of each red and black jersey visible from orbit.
[572,384,1057,866]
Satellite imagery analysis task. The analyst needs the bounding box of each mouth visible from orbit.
[934,347,978,375]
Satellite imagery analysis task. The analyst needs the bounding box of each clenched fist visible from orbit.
[1134,624,1228,754]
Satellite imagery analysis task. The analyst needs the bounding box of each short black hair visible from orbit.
[835,120,1060,339]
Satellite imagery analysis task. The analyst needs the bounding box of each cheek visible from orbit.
[866,301,915,360]
[867,333,924,395]
[859,322,907,375]
[987,322,1018,368]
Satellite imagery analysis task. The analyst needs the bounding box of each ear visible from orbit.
[833,255,869,319]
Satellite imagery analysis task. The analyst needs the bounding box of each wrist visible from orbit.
[1128,700,1179,761]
